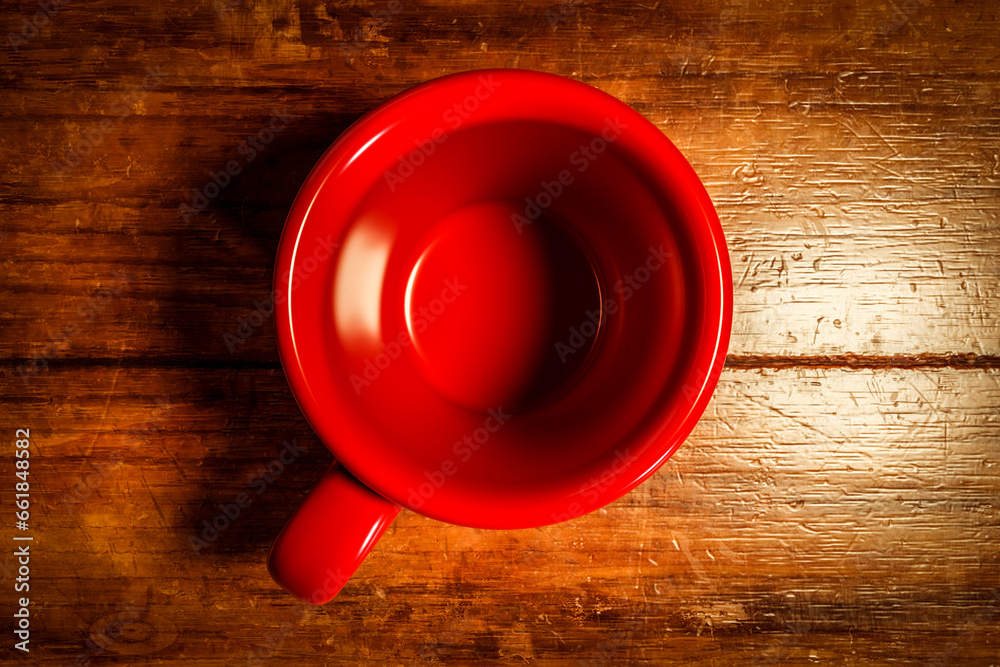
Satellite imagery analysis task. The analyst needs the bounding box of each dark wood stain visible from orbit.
[1,0,998,664]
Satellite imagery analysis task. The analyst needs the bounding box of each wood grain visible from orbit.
[1,365,998,664]
[2,0,999,664]
[2,2,999,361]
[3,76,999,356]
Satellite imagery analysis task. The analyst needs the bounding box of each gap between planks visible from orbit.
[1,353,999,371]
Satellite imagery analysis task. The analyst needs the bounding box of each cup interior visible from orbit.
[276,71,730,527]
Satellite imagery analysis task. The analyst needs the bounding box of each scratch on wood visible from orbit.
[138,471,169,529]
[739,392,846,447]
[88,352,124,456]
[726,354,1000,369]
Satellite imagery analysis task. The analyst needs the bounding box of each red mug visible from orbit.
[268,69,731,604]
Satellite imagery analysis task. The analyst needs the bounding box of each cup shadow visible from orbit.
[166,108,364,558]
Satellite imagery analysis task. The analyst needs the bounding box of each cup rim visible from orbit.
[274,69,732,528]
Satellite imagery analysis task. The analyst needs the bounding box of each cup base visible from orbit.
[403,200,603,412]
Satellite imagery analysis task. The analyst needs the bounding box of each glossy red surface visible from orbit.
[267,464,400,604]
[404,201,601,410]
[270,69,731,602]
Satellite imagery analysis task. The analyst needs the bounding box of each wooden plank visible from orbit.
[2,3,999,362]
[3,0,999,664]
[1,1,998,84]
[2,82,998,361]
[2,365,997,663]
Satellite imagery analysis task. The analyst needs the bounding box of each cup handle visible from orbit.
[267,462,400,604]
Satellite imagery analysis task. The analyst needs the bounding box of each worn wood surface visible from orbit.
[1,0,998,664]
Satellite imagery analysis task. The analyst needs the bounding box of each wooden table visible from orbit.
[2,0,998,664]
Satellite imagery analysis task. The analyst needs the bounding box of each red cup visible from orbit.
[268,69,731,604]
